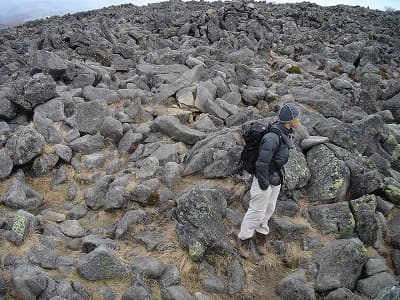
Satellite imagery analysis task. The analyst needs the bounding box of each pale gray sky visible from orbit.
[0,0,398,27]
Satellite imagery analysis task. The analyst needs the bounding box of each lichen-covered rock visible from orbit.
[160,265,181,289]
[350,194,381,247]
[13,74,57,110]
[325,143,383,198]
[5,126,45,165]
[282,149,311,192]
[77,245,129,280]
[5,211,32,245]
[313,238,367,292]
[174,185,234,257]
[308,202,355,237]
[384,177,400,205]
[307,144,350,201]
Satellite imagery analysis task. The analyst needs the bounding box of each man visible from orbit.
[236,102,301,258]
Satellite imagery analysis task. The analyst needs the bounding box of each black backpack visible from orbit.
[240,121,284,175]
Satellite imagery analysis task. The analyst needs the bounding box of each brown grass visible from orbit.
[25,174,69,212]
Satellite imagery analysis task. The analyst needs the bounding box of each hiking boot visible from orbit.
[254,232,267,255]
[238,238,252,259]
[232,233,252,259]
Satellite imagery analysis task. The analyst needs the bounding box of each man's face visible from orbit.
[290,117,300,127]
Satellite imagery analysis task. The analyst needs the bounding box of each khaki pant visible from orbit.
[238,177,281,240]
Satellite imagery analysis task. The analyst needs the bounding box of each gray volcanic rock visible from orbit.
[131,257,166,279]
[183,128,242,178]
[1,1,400,299]
[325,288,363,300]
[160,265,181,289]
[276,269,315,300]
[315,114,385,156]
[27,245,57,269]
[0,92,16,119]
[2,178,43,210]
[357,272,396,298]
[30,50,68,79]
[227,259,246,296]
[69,134,105,154]
[76,100,107,134]
[115,210,153,238]
[82,86,120,104]
[12,265,50,299]
[0,149,13,179]
[153,115,206,145]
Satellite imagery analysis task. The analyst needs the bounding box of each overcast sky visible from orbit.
[0,0,399,27]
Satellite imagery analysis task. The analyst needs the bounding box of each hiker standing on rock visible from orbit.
[236,103,301,258]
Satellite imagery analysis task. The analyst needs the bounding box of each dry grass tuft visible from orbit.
[284,241,310,269]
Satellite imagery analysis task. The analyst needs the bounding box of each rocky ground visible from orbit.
[0,0,400,299]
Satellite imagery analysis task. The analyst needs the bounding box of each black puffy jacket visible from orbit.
[255,122,291,190]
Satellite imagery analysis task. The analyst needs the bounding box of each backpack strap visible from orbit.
[265,123,284,149]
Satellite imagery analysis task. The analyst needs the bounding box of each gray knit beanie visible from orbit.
[278,103,301,123]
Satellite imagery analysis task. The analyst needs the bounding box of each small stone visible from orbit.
[27,245,57,269]
[227,259,246,295]
[57,256,76,274]
[131,257,166,279]
[135,232,165,251]
[201,275,225,294]
[60,220,85,238]
[364,257,388,276]
[42,210,66,223]
[161,286,194,300]
[77,245,129,281]
[160,265,181,288]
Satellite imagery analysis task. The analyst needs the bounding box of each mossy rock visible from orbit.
[286,65,303,74]
[189,241,205,262]
[385,184,400,205]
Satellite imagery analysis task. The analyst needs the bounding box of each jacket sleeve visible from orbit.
[255,132,280,190]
